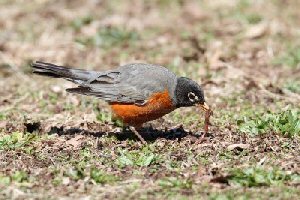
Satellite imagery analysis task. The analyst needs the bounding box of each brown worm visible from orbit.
[204,109,212,133]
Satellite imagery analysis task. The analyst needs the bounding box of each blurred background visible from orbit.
[0,0,299,199]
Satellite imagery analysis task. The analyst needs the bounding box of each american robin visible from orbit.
[32,61,210,143]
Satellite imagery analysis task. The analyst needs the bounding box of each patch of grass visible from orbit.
[96,111,112,123]
[71,15,93,31]
[79,148,93,161]
[170,110,200,127]
[0,171,30,186]
[90,168,119,184]
[274,46,300,68]
[0,132,39,151]
[238,108,300,137]
[12,170,29,183]
[157,177,193,190]
[62,102,75,111]
[218,150,235,161]
[228,167,300,187]
[216,102,260,130]
[155,0,183,8]
[65,166,85,181]
[245,13,263,24]
[116,147,159,167]
[229,0,263,25]
[94,103,123,127]
[1,0,300,198]
[209,187,300,200]
[75,27,139,48]
[232,10,263,25]
[209,193,250,200]
[284,80,300,94]
[0,112,6,120]
[0,174,10,185]
[48,92,59,104]
[52,177,62,186]
[237,0,251,10]
[63,165,119,184]
[166,56,185,76]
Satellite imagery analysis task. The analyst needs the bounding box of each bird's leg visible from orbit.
[129,126,147,144]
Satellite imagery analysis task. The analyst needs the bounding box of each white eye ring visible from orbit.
[188,92,198,102]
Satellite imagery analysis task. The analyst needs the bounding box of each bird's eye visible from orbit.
[188,92,198,102]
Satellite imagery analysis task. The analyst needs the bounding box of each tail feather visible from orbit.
[31,61,93,82]
[66,87,91,94]
[32,61,72,78]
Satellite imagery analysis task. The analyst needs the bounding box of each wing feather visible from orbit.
[67,63,177,105]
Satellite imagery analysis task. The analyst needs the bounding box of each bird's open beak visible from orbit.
[198,102,210,112]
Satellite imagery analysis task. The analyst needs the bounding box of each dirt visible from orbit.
[0,0,299,199]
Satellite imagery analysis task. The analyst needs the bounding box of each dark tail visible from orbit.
[31,61,94,83]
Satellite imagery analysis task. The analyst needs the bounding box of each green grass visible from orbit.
[227,0,263,25]
[0,174,11,185]
[228,166,300,187]
[64,165,85,181]
[0,112,6,120]
[116,147,159,167]
[62,165,119,184]
[96,111,112,123]
[0,170,31,186]
[90,167,119,184]
[157,177,193,190]
[245,13,263,24]
[0,165,119,187]
[209,192,251,200]
[75,26,139,48]
[0,132,38,151]
[284,80,300,94]
[238,108,300,137]
[233,11,263,25]
[169,110,202,128]
[70,15,93,31]
[1,0,300,199]
[11,170,29,183]
[94,105,123,127]
[274,46,300,68]
[209,187,300,200]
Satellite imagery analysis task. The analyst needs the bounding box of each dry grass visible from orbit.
[0,0,299,199]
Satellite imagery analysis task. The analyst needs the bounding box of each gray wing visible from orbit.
[66,63,178,105]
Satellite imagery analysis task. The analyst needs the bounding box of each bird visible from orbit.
[31,61,210,143]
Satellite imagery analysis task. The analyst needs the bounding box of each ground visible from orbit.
[0,0,299,199]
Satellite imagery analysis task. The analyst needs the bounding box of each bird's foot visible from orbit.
[194,131,212,144]
[129,126,147,145]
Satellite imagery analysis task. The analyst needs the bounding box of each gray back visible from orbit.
[76,63,178,105]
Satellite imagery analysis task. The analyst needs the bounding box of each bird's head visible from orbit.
[174,77,210,112]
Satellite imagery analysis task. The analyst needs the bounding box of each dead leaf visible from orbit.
[0,121,6,129]
[66,135,85,148]
[227,143,250,151]
[245,23,268,39]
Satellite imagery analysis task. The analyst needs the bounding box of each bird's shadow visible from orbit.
[45,125,210,143]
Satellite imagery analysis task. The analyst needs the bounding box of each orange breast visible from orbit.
[110,90,175,126]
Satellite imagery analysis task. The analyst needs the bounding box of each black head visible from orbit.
[174,77,206,108]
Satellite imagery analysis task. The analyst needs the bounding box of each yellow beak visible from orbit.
[198,102,210,112]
